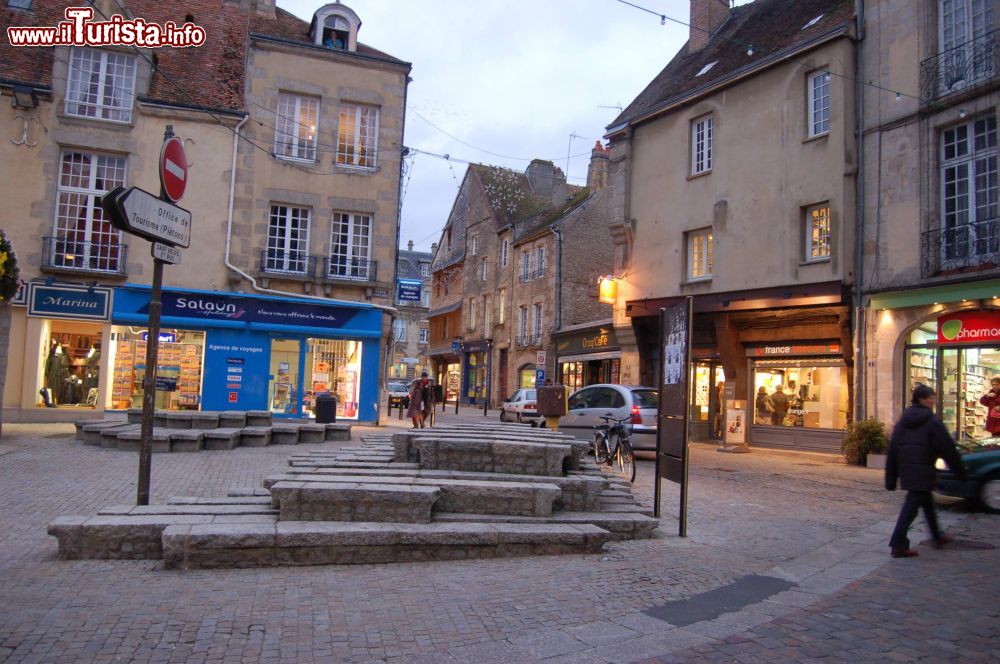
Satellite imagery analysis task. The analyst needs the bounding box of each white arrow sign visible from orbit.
[116,187,191,248]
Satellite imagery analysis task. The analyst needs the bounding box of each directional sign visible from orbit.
[103,186,191,248]
[160,137,188,203]
[152,242,181,265]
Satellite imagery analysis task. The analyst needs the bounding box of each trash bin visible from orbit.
[315,393,337,423]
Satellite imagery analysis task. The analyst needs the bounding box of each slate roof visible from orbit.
[609,0,854,130]
[397,249,432,281]
[0,1,407,113]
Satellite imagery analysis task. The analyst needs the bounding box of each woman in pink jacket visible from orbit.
[979,376,1000,436]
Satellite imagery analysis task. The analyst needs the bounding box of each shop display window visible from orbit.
[302,339,362,420]
[518,366,536,389]
[109,327,205,410]
[444,363,460,402]
[752,360,848,429]
[41,322,104,408]
[559,361,583,393]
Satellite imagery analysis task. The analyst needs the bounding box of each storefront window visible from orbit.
[42,321,104,408]
[559,361,583,393]
[302,338,362,420]
[752,360,848,429]
[444,363,460,402]
[109,327,205,410]
[518,366,536,389]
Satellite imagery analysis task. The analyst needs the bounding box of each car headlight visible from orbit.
[935,459,947,470]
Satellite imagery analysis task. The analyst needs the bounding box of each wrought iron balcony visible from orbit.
[920,30,998,102]
[41,236,127,277]
[259,248,317,278]
[518,270,531,283]
[922,219,999,275]
[515,334,542,348]
[323,256,377,282]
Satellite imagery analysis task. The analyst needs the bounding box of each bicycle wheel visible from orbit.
[616,438,636,483]
[593,432,609,464]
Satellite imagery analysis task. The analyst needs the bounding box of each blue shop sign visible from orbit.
[27,283,112,321]
[397,280,422,302]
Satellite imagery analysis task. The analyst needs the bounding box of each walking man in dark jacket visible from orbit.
[885,385,966,558]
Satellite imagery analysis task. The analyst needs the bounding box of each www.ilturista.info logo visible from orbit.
[7,7,206,48]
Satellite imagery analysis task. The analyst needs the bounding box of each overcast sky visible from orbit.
[278,0,705,253]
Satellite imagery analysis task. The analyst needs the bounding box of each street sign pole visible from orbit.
[136,125,176,506]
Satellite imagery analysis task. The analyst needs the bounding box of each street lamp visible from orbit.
[483,337,494,417]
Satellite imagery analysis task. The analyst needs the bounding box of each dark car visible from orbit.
[936,438,1000,513]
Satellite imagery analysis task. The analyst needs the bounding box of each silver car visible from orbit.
[557,384,659,450]
[500,388,538,423]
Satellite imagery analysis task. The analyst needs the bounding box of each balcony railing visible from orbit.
[323,256,377,282]
[518,271,531,283]
[920,30,998,102]
[922,219,999,275]
[515,334,542,348]
[41,236,127,276]
[531,267,546,279]
[259,248,317,277]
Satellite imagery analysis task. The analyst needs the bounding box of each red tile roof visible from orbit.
[1,1,407,112]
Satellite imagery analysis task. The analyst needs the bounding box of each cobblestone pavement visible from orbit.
[0,415,996,663]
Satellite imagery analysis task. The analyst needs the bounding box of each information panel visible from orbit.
[654,297,692,535]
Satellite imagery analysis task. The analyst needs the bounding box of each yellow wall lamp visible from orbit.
[597,275,618,304]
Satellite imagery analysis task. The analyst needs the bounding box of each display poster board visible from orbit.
[725,406,745,445]
[654,298,692,536]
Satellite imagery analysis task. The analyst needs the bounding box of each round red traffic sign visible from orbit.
[159,137,188,203]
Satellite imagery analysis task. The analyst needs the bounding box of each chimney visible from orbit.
[525,159,556,199]
[431,242,438,253]
[407,240,413,251]
[586,141,609,190]
[689,0,729,52]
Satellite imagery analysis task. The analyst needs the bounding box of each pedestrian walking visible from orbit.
[885,384,966,558]
[420,370,436,427]
[406,378,425,429]
[978,376,1000,435]
[769,385,789,426]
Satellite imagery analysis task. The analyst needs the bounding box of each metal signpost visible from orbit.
[101,126,189,506]
[653,297,693,536]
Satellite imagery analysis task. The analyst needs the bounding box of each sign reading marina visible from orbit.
[102,186,191,248]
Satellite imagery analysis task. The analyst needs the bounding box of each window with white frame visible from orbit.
[939,0,995,93]
[518,306,528,343]
[274,93,319,161]
[419,262,430,276]
[468,298,477,330]
[266,205,311,273]
[470,235,478,256]
[532,303,542,341]
[392,319,407,342]
[535,246,546,277]
[807,71,831,137]
[805,204,831,261]
[484,296,491,330]
[419,328,429,343]
[686,228,713,281]
[691,115,713,174]
[500,238,509,267]
[337,102,379,168]
[65,48,136,122]
[52,150,127,273]
[520,250,531,281]
[329,212,371,279]
[939,115,998,268]
[481,257,488,281]
[498,288,506,324]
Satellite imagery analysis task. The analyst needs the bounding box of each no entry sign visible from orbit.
[160,137,187,203]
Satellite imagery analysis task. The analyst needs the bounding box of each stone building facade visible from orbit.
[389,241,433,381]
[0,0,409,423]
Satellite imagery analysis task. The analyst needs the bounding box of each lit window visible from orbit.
[687,228,713,281]
[691,115,713,175]
[805,204,831,261]
[275,93,319,161]
[807,71,831,137]
[337,102,379,168]
[498,289,506,324]
[65,48,136,123]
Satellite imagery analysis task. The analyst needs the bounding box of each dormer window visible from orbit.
[322,16,349,49]
[310,3,361,52]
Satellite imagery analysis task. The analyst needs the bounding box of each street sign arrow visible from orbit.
[109,186,192,248]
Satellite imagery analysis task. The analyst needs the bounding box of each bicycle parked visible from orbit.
[593,415,636,483]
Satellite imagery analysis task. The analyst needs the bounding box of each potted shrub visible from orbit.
[841,418,889,467]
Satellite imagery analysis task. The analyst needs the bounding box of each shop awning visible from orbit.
[557,350,621,363]
[868,279,1000,310]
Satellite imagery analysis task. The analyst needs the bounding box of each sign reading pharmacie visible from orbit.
[27,282,112,322]
[938,310,1000,344]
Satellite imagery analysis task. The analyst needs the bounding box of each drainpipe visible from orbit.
[552,226,562,331]
[853,0,866,422]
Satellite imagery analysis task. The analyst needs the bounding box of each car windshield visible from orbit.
[525,390,536,400]
[631,389,659,408]
[388,383,408,392]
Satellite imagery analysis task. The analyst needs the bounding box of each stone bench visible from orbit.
[79,422,132,445]
[325,423,352,441]
[116,429,172,453]
[433,511,660,541]
[392,432,586,470]
[407,437,574,477]
[170,430,204,452]
[271,424,303,445]
[203,428,242,451]
[125,409,271,428]
[269,481,440,523]
[266,476,562,518]
[240,427,271,447]
[161,522,611,569]
[101,424,140,448]
[190,412,221,429]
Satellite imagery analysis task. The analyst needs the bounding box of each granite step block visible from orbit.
[432,511,659,541]
[218,411,248,428]
[47,514,214,560]
[240,427,271,447]
[325,424,352,441]
[170,430,204,452]
[245,410,272,427]
[190,412,221,429]
[270,481,440,523]
[297,423,328,444]
[270,424,302,445]
[203,428,242,451]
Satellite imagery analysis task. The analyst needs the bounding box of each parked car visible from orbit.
[386,381,410,409]
[500,388,538,423]
[556,384,659,450]
[936,437,1000,514]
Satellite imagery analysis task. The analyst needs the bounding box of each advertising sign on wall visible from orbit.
[397,280,422,302]
[938,310,1000,344]
[27,283,112,321]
